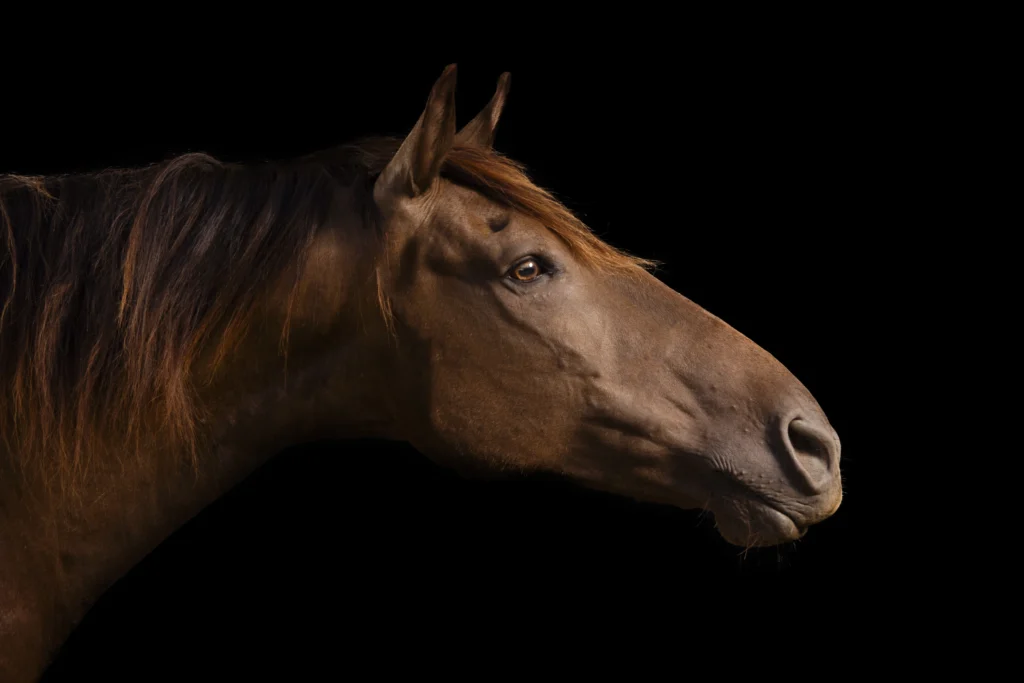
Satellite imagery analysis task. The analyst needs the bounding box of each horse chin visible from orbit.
[710,497,807,548]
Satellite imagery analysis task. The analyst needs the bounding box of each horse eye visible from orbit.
[509,258,543,283]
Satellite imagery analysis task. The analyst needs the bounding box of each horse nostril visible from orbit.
[784,417,838,494]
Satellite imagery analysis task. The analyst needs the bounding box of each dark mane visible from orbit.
[0,136,652,498]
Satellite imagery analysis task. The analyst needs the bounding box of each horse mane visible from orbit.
[0,136,652,500]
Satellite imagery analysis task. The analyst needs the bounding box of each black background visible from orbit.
[2,23,930,679]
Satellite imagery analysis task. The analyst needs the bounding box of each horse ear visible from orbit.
[374,64,459,206]
[455,72,511,148]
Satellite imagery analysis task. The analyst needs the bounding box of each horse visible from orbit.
[0,65,842,680]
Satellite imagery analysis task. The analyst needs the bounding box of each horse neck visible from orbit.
[0,188,398,680]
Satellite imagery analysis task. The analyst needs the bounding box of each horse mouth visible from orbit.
[756,503,808,541]
[709,497,807,548]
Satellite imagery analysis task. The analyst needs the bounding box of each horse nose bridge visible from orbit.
[661,314,772,410]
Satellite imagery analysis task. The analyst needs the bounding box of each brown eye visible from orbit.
[510,258,543,282]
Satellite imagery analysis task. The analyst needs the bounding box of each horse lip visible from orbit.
[707,468,807,540]
[747,493,809,539]
[760,503,806,538]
